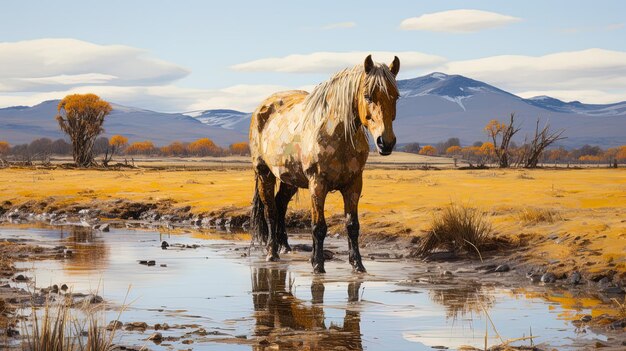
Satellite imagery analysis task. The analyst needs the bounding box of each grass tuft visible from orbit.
[416,204,493,257]
[22,294,120,351]
[519,208,560,224]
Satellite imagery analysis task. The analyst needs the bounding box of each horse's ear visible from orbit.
[364,55,374,74]
[389,56,400,77]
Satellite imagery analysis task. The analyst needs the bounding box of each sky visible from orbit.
[1,0,625,112]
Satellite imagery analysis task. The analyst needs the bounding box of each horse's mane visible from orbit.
[302,63,398,143]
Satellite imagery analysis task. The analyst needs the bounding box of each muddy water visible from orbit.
[3,226,613,350]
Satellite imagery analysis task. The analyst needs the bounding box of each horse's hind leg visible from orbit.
[257,167,280,261]
[275,182,298,253]
[341,175,366,272]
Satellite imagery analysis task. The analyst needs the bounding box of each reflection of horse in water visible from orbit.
[251,268,363,350]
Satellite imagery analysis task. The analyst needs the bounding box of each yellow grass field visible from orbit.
[0,164,624,276]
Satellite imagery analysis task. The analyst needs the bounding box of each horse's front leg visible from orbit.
[341,174,366,272]
[309,178,328,273]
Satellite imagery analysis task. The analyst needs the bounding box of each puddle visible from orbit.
[1,226,616,350]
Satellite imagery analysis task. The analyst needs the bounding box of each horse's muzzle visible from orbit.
[376,136,396,156]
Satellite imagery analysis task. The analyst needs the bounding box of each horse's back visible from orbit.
[250,90,308,135]
[250,90,311,187]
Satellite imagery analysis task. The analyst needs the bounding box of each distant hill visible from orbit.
[1,73,625,148]
[394,73,626,148]
[0,100,247,146]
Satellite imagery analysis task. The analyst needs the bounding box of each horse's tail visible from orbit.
[250,174,268,246]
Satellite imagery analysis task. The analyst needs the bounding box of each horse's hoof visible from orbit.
[353,263,367,273]
[280,245,292,254]
[266,254,280,262]
[313,265,326,274]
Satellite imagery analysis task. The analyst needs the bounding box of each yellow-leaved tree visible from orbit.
[56,94,112,167]
[419,145,438,156]
[188,138,221,156]
[229,142,250,156]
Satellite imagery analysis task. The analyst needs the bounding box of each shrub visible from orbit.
[416,204,493,257]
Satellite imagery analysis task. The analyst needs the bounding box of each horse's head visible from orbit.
[357,55,400,156]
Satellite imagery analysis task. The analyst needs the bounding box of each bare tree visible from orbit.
[56,94,112,167]
[521,119,566,168]
[484,113,520,168]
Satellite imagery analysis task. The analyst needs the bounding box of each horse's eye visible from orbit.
[364,95,372,103]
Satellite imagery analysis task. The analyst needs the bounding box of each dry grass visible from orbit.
[519,208,561,224]
[416,204,493,257]
[23,296,118,351]
[613,296,626,319]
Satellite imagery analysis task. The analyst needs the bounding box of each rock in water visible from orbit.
[148,332,163,341]
[106,320,124,330]
[568,271,582,285]
[494,264,510,273]
[541,272,557,283]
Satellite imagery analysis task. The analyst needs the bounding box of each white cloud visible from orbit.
[322,22,356,30]
[0,38,189,92]
[559,23,624,34]
[231,51,445,73]
[440,49,626,100]
[0,84,293,113]
[400,9,521,33]
[436,48,626,103]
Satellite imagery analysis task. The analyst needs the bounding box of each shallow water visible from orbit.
[2,226,611,350]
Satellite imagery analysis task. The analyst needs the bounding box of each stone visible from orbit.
[494,264,510,273]
[107,320,124,330]
[568,271,582,285]
[602,286,624,294]
[161,241,169,249]
[323,250,334,260]
[148,332,163,341]
[14,274,28,282]
[125,321,148,331]
[88,294,104,304]
[580,315,592,322]
[540,272,557,283]
[292,244,312,252]
[100,223,110,232]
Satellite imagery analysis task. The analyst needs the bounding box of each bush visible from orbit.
[416,204,493,257]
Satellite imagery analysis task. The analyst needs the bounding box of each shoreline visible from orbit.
[1,198,624,296]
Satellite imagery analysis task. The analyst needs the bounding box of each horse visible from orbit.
[249,55,400,273]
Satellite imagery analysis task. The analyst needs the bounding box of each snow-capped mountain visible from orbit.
[184,109,251,131]
[526,95,626,117]
[393,72,626,147]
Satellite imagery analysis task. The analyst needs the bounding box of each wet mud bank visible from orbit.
[1,197,625,298]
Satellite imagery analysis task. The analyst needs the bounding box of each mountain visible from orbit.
[1,73,625,148]
[0,100,247,146]
[183,109,252,131]
[393,73,626,148]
